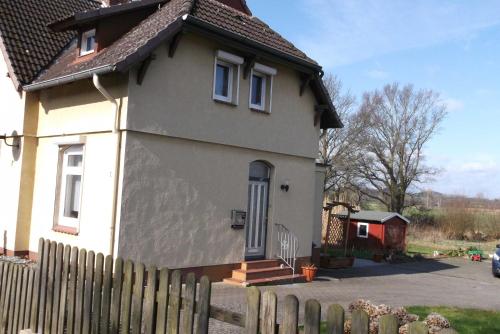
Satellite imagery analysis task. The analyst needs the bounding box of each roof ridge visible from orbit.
[202,0,252,17]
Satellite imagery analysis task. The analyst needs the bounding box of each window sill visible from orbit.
[213,98,238,107]
[250,108,270,115]
[53,225,79,236]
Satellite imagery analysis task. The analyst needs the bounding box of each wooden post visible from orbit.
[110,257,124,334]
[92,253,104,334]
[261,291,277,334]
[326,304,344,334]
[143,265,157,334]
[351,310,369,334]
[378,314,398,334]
[167,270,181,334]
[155,268,170,334]
[66,247,79,334]
[182,273,196,334]
[280,295,298,334]
[121,260,134,334]
[100,255,114,334]
[408,322,428,334]
[304,299,321,334]
[56,245,71,334]
[245,287,260,334]
[131,263,145,334]
[196,276,211,334]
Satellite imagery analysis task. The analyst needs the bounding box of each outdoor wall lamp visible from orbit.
[280,181,290,192]
[0,134,20,148]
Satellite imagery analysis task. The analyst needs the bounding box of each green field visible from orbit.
[407,306,500,334]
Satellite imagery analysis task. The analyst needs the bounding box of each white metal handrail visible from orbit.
[274,223,299,275]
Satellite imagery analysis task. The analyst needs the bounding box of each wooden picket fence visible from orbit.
[0,238,457,334]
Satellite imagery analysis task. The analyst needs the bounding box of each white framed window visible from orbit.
[249,63,277,113]
[54,145,85,230]
[213,50,243,104]
[357,222,369,238]
[80,29,96,56]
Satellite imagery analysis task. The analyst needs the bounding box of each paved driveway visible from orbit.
[208,257,500,333]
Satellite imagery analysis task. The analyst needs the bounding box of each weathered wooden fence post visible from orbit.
[379,314,398,334]
[326,304,344,334]
[304,299,321,334]
[196,276,211,334]
[245,286,260,334]
[408,321,428,334]
[261,291,277,334]
[280,295,298,334]
[351,310,369,334]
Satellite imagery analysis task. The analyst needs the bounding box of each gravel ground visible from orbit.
[208,257,500,333]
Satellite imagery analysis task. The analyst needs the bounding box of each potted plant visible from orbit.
[301,263,318,282]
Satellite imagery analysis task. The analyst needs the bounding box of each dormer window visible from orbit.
[80,29,96,56]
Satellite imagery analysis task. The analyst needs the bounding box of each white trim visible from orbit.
[357,222,369,238]
[80,29,96,56]
[52,136,87,146]
[254,62,277,76]
[213,59,234,103]
[249,70,266,111]
[381,213,410,224]
[216,50,244,65]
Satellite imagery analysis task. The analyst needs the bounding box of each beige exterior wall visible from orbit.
[28,75,128,254]
[127,33,321,159]
[0,51,26,251]
[118,132,316,268]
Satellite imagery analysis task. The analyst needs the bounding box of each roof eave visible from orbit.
[0,34,22,91]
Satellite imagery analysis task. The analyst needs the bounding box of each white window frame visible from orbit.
[249,71,267,111]
[80,29,96,56]
[54,144,85,230]
[357,222,369,238]
[249,63,277,113]
[212,50,243,104]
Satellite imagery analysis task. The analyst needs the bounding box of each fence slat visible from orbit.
[0,263,6,316]
[30,239,44,331]
[1,264,13,334]
[131,263,145,334]
[121,260,134,334]
[143,265,157,334]
[51,243,64,334]
[351,310,369,334]
[438,329,458,334]
[92,253,104,334]
[155,268,170,334]
[74,248,87,334]
[82,250,95,334]
[67,247,80,334]
[23,269,34,331]
[12,266,23,334]
[245,286,260,334]
[44,241,57,333]
[304,299,321,334]
[110,257,123,334]
[261,291,277,334]
[7,264,20,334]
[280,295,298,334]
[37,239,50,332]
[326,304,344,334]
[100,255,113,334]
[195,276,211,334]
[18,267,29,330]
[379,314,398,334]
[166,270,181,334]
[57,245,72,334]
[408,322,428,334]
[182,273,196,334]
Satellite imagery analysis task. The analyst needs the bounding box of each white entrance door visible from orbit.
[245,161,271,258]
[245,180,269,258]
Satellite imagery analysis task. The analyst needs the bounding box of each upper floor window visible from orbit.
[213,50,243,104]
[249,63,277,113]
[80,29,96,56]
[55,144,85,231]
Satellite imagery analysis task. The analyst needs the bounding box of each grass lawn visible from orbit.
[407,306,500,334]
[407,237,499,255]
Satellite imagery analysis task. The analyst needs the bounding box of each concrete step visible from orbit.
[223,274,306,287]
[241,259,281,271]
[232,267,292,281]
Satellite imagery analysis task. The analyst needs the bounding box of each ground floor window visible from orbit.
[54,144,84,232]
[357,222,369,238]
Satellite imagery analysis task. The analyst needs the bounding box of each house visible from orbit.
[336,211,409,252]
[0,0,341,284]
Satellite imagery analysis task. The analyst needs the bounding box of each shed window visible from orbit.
[357,222,369,238]
[80,29,96,56]
[55,145,84,230]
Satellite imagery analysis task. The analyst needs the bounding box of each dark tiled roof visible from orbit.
[0,0,100,87]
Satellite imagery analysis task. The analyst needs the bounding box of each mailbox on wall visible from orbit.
[231,210,246,229]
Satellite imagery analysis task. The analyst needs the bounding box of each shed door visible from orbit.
[245,161,270,258]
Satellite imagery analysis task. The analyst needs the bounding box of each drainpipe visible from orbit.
[93,74,121,257]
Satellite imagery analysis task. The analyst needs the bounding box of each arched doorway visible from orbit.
[245,161,271,259]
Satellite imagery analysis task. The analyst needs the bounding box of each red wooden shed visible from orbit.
[336,211,410,252]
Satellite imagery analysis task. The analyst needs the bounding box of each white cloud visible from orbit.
[442,98,464,112]
[366,69,389,79]
[297,0,500,68]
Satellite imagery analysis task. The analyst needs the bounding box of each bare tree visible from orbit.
[319,75,361,200]
[352,83,447,213]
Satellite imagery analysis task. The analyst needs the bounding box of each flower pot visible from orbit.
[302,267,318,282]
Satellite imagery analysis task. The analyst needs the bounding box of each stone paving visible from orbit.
[208,257,500,333]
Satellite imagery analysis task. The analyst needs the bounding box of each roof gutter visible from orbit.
[23,65,115,92]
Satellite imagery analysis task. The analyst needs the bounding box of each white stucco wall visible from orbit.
[127,33,321,159]
[118,132,316,268]
[313,164,326,247]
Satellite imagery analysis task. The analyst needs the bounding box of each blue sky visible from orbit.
[248,0,500,199]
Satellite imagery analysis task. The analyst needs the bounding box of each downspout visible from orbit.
[92,74,121,257]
